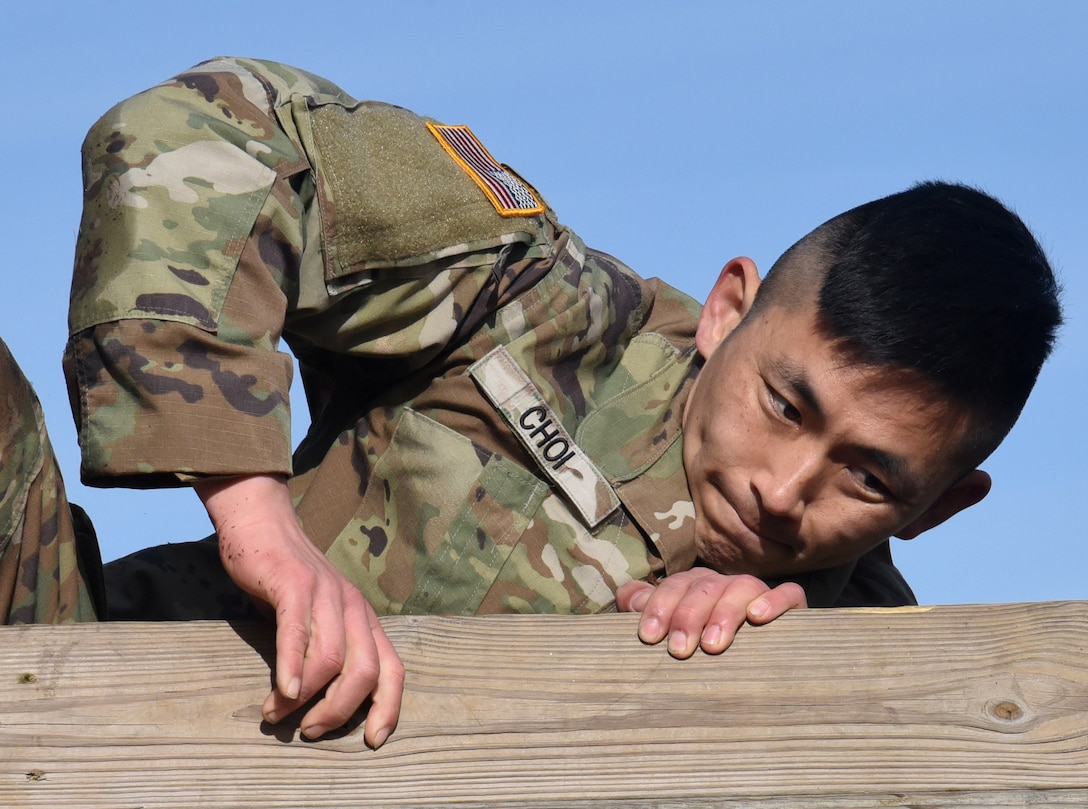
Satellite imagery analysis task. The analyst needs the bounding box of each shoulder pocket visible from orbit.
[71,83,280,334]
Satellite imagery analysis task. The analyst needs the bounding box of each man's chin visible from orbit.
[694,534,800,579]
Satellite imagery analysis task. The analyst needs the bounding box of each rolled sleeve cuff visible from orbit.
[65,321,295,489]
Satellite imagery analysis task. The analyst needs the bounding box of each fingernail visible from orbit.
[286,677,301,700]
[702,625,721,647]
[667,630,688,657]
[370,727,391,749]
[265,709,279,724]
[639,617,661,642]
[302,724,324,740]
[749,600,768,620]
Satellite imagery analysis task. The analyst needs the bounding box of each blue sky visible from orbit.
[3,1,1084,605]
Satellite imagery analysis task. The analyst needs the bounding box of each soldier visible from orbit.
[2,57,1061,747]
[0,339,102,624]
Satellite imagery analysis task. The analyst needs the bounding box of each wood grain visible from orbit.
[0,602,1085,808]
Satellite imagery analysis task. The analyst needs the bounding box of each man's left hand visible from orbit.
[616,568,806,658]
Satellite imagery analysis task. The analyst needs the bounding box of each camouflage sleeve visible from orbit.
[1,339,100,623]
[65,57,556,487]
[64,59,319,487]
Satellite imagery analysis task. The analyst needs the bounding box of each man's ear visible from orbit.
[695,257,761,360]
[895,469,992,540]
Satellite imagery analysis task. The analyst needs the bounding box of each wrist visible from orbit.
[194,473,297,536]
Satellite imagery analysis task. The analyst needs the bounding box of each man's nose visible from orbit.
[750,447,819,522]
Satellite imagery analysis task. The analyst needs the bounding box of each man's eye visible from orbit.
[768,385,801,424]
[853,468,890,498]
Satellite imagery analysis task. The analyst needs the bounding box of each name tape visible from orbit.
[469,346,620,528]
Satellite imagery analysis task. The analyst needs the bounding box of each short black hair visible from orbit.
[757,181,1062,467]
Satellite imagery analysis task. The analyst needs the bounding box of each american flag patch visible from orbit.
[426,122,545,217]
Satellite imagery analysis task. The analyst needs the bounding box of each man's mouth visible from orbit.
[719,493,802,556]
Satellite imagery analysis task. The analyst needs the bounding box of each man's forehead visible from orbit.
[771,344,965,431]
[752,299,951,404]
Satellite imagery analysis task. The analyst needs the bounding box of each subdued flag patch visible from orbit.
[427,122,545,217]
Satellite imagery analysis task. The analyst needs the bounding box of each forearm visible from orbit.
[193,474,301,548]
[193,474,326,606]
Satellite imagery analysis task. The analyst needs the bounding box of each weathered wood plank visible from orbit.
[0,602,1085,808]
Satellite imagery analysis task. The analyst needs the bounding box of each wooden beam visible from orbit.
[1,602,1086,808]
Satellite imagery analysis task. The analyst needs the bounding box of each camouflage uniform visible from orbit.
[64,57,913,619]
[0,339,102,623]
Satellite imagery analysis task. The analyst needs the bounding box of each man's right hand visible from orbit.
[194,474,404,747]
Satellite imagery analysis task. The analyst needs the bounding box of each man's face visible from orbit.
[682,281,977,578]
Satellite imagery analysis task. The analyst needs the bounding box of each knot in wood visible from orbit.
[990,700,1024,721]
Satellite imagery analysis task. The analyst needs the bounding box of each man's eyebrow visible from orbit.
[769,357,824,417]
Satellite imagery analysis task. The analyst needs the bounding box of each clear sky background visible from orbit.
[2,1,1084,606]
